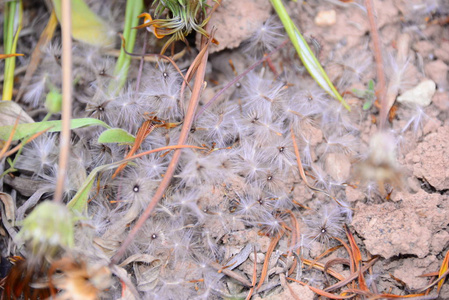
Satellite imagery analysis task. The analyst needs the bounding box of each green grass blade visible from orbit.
[270,0,351,111]
[2,0,23,101]
[0,118,110,141]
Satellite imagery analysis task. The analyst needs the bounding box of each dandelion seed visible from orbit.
[303,204,345,247]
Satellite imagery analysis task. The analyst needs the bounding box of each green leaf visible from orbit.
[67,159,126,213]
[52,0,114,47]
[352,88,366,98]
[363,101,373,110]
[98,128,135,144]
[0,118,110,141]
[368,79,375,91]
[67,167,98,213]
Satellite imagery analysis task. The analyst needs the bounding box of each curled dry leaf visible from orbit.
[0,101,34,128]
[0,192,15,225]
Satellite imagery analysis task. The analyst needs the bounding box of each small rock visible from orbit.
[393,257,436,290]
[406,177,421,193]
[407,126,449,190]
[287,284,315,300]
[314,10,337,27]
[413,40,434,58]
[397,80,436,107]
[422,117,441,135]
[301,122,323,146]
[432,91,449,111]
[430,231,449,254]
[425,60,448,88]
[197,0,271,53]
[435,41,449,62]
[249,252,265,263]
[325,153,351,182]
[254,284,314,300]
[374,0,399,28]
[352,201,432,259]
[345,186,365,202]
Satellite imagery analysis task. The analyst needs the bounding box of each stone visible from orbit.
[435,41,449,62]
[430,231,449,254]
[373,0,399,28]
[197,0,271,53]
[345,186,365,202]
[424,60,448,88]
[413,40,434,58]
[314,10,337,27]
[397,79,436,107]
[432,91,449,111]
[353,188,448,260]
[406,126,449,190]
[325,153,351,182]
[254,284,314,300]
[392,256,437,290]
[352,197,433,259]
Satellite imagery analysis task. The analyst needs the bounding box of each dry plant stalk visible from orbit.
[111,22,213,265]
[365,0,387,130]
[54,0,73,203]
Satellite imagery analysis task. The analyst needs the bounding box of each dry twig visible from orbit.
[54,0,72,203]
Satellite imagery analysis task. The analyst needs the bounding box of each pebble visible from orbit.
[397,79,436,107]
[435,41,449,62]
[413,40,434,58]
[424,60,448,88]
[249,252,265,263]
[432,91,449,111]
[314,10,336,27]
[325,153,351,182]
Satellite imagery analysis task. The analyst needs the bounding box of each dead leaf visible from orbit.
[0,101,34,128]
[0,192,15,225]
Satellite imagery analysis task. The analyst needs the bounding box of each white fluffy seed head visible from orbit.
[243,16,284,58]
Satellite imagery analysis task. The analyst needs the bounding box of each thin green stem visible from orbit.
[42,112,52,122]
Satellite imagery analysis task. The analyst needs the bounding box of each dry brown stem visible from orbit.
[111,21,213,265]
[54,0,72,203]
[365,0,387,130]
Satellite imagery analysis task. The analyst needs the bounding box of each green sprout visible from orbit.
[136,0,216,54]
[18,201,74,257]
[352,79,376,110]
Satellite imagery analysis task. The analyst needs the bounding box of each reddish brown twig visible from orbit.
[365,0,387,130]
[245,248,258,300]
[256,230,284,290]
[110,19,213,265]
[111,120,154,179]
